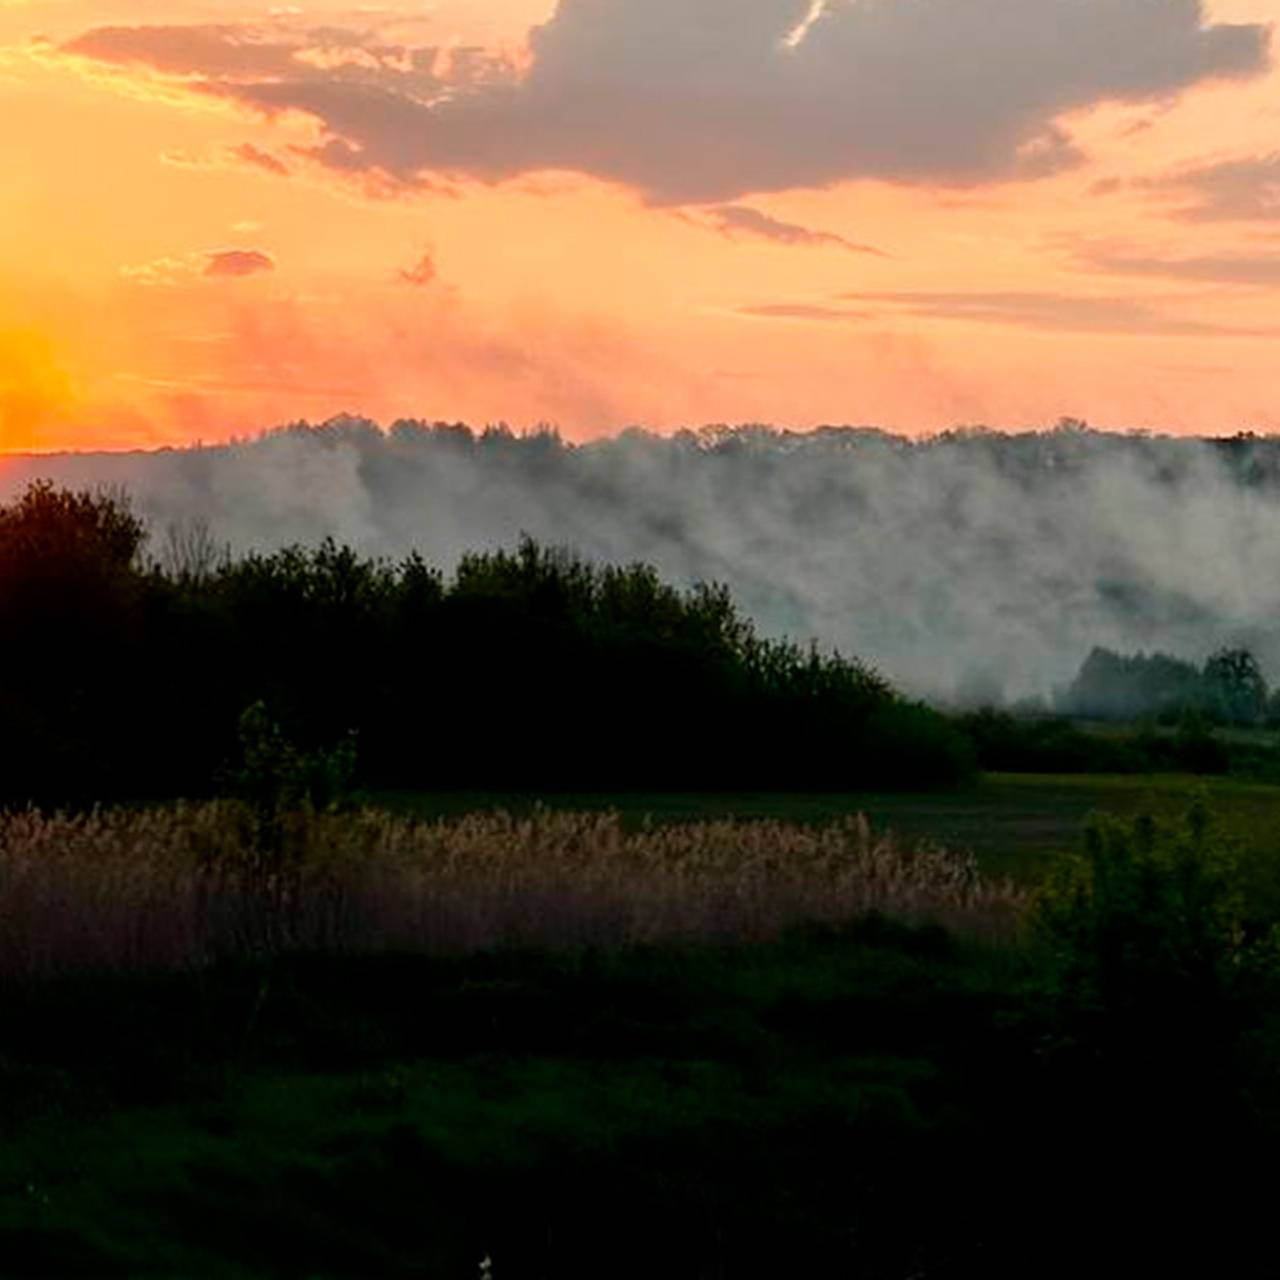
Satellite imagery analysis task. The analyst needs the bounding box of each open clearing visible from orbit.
[376,772,1280,914]
[378,772,1280,882]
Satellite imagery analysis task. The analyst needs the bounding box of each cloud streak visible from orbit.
[122,248,276,284]
[736,303,870,322]
[204,249,275,278]
[844,289,1280,336]
[702,204,886,254]
[1143,152,1280,222]
[229,142,291,177]
[1077,248,1280,286]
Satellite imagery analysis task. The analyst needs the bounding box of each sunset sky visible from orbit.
[1,0,1278,450]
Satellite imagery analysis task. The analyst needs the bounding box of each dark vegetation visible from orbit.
[1061,644,1273,724]
[2,801,1279,1277]
[957,705,1235,775]
[0,481,974,807]
[5,481,1280,1274]
[955,643,1280,777]
[3,479,1278,807]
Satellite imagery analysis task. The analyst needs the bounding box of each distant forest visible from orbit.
[1060,646,1273,725]
[6,416,1280,704]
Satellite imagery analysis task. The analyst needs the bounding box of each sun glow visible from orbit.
[0,0,1275,448]
[0,329,75,451]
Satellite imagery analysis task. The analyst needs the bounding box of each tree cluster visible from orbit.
[0,484,972,806]
[1059,645,1272,726]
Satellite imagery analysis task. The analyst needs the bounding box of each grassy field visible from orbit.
[4,776,1280,1276]
[0,930,1026,1278]
[3,922,1267,1279]
[378,771,1280,881]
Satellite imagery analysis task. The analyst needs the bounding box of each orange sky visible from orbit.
[1,0,1278,449]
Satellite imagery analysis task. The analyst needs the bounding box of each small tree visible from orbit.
[1202,647,1268,725]
[1031,799,1280,1093]
[228,700,358,820]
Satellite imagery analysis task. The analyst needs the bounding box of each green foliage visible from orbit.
[2,913,1275,1277]
[958,708,1148,773]
[0,479,146,576]
[0,928,1028,1278]
[1032,798,1279,1078]
[228,700,358,817]
[955,707,1234,775]
[1169,709,1231,774]
[1203,646,1269,725]
[0,484,970,802]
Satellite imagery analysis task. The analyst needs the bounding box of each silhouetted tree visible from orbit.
[1202,648,1268,726]
[0,484,972,803]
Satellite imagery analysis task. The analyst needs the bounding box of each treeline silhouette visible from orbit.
[952,644,1280,777]
[11,415,1280,705]
[1061,645,1272,725]
[0,482,972,806]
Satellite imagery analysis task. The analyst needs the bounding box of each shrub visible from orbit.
[228,700,358,817]
[0,484,972,800]
[1031,798,1279,1091]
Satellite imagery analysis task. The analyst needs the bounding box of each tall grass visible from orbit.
[0,805,1029,978]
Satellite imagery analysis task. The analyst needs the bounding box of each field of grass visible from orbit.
[3,779,1280,1276]
[0,929,1021,1277]
[378,770,1280,882]
[3,920,1270,1279]
[0,804,1026,980]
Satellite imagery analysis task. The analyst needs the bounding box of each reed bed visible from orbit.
[0,804,1030,978]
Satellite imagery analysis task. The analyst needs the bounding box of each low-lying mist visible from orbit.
[5,417,1278,703]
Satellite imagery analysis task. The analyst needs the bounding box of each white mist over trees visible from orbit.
[4,417,1278,702]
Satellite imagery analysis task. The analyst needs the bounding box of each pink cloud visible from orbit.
[229,142,291,177]
[399,252,437,287]
[204,249,276,278]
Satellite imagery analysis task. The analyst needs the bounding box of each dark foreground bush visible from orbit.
[1029,799,1280,1139]
[0,485,971,804]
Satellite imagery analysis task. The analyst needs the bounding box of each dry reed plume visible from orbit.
[0,804,1030,978]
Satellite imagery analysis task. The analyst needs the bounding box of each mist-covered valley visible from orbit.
[5,416,1275,702]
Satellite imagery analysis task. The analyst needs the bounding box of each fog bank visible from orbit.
[5,418,1279,702]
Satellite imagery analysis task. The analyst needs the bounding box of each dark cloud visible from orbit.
[204,249,275,278]
[1143,153,1280,221]
[703,205,886,254]
[842,289,1278,336]
[61,1,1272,204]
[60,22,510,105]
